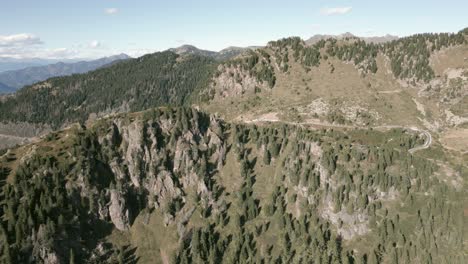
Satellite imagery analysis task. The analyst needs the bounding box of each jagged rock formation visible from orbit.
[109,190,131,231]
[0,27,467,264]
[209,63,271,98]
[0,107,463,263]
[0,29,466,145]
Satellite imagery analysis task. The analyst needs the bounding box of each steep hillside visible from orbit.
[0,54,130,91]
[0,107,465,263]
[0,29,466,155]
[203,29,468,132]
[0,52,216,129]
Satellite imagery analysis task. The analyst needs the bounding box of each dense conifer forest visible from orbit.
[0,27,467,264]
[0,108,464,263]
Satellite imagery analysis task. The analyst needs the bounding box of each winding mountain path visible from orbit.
[408,128,432,153]
[241,115,432,154]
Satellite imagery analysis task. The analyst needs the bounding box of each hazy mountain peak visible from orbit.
[219,46,245,52]
[107,53,131,60]
[340,32,356,38]
[168,45,252,61]
[168,45,217,56]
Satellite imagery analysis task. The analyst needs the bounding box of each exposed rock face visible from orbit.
[109,189,130,231]
[282,140,325,213]
[94,109,227,230]
[3,105,460,263]
[40,250,60,264]
[281,139,378,240]
[0,122,51,150]
[0,121,51,138]
[445,109,468,126]
[118,120,145,188]
[320,196,369,240]
[33,224,61,264]
[176,206,196,239]
[298,98,380,125]
[210,64,269,99]
[0,134,32,150]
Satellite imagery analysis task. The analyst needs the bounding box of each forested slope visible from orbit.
[0,107,464,263]
[0,52,216,128]
[0,29,466,133]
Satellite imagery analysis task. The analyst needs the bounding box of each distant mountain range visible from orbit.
[0,33,399,94]
[0,54,130,93]
[0,81,15,94]
[0,28,466,264]
[306,32,399,45]
[0,57,82,72]
[168,45,259,61]
[169,34,398,61]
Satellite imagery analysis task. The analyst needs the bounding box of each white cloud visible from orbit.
[0,33,43,47]
[320,7,352,16]
[0,33,88,59]
[0,34,127,60]
[89,40,101,48]
[105,8,119,15]
[0,33,47,59]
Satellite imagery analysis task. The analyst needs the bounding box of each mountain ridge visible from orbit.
[0,27,467,264]
[0,57,83,72]
[306,32,399,45]
[168,44,258,61]
[0,106,464,263]
[0,29,466,134]
[0,54,130,92]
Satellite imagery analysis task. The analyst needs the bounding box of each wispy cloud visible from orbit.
[0,33,43,47]
[0,33,104,59]
[320,7,352,16]
[0,33,47,59]
[104,8,119,15]
[89,40,101,48]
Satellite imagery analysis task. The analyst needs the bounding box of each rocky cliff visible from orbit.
[0,107,464,263]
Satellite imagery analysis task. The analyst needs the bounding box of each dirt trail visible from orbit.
[160,249,170,264]
[377,89,402,94]
[241,116,432,154]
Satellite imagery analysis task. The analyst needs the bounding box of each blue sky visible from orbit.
[1,0,466,59]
